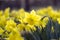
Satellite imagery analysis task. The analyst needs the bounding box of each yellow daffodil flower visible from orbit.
[18,8,25,19]
[10,10,17,18]
[0,16,7,27]
[4,7,10,18]
[7,27,24,40]
[24,10,40,25]
[17,23,25,32]
[37,8,47,16]
[36,17,49,29]
[5,19,16,32]
[17,23,36,32]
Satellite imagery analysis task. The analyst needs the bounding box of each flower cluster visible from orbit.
[0,6,60,40]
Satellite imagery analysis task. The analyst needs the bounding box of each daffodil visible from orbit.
[7,27,24,40]
[17,23,25,32]
[15,9,25,24]
[47,9,59,21]
[10,10,17,18]
[37,8,47,16]
[4,7,10,18]
[42,17,49,28]
[0,16,7,27]
[47,6,53,12]
[18,8,25,19]
[36,17,49,29]
[24,10,40,25]
[5,19,16,32]
[17,23,36,32]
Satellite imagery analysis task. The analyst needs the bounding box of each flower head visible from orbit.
[24,10,41,25]
[5,19,16,32]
